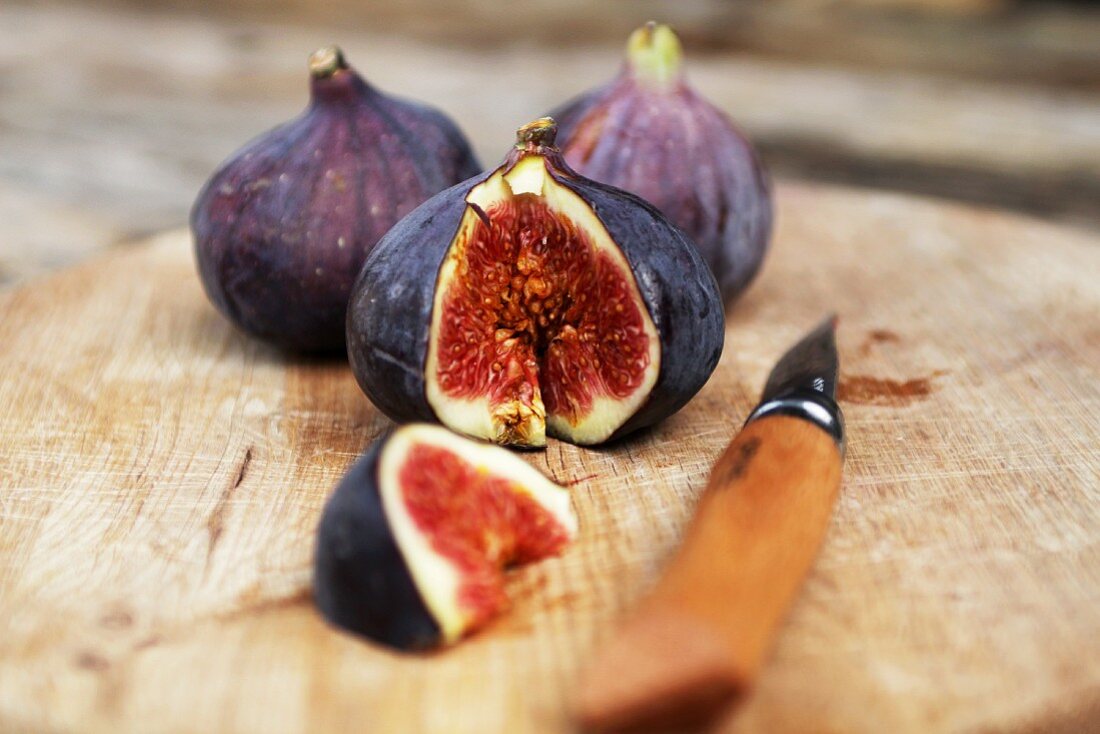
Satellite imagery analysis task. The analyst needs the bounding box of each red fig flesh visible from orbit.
[192,46,480,351]
[393,433,575,631]
[427,143,662,446]
[552,23,773,305]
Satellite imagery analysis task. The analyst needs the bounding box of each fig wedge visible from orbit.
[314,424,577,650]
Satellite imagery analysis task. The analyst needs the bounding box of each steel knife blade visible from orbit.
[748,313,844,451]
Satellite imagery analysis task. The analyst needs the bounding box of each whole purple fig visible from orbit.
[552,23,772,305]
[191,46,481,351]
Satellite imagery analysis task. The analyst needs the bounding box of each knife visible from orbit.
[574,315,846,732]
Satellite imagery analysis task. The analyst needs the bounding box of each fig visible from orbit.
[191,45,481,351]
[347,118,724,448]
[313,423,577,650]
[551,22,773,304]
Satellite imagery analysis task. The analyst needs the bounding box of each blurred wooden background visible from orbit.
[1,0,1098,284]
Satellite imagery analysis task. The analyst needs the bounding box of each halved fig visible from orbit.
[347,118,724,448]
[314,423,577,650]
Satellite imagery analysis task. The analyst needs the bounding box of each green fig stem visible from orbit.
[309,45,348,79]
[626,21,684,88]
[516,117,558,150]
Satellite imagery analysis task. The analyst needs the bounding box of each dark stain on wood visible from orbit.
[868,329,900,344]
[858,328,901,356]
[231,447,254,491]
[99,608,134,630]
[75,650,110,672]
[839,371,946,406]
[713,437,762,488]
[560,472,599,487]
[132,635,163,651]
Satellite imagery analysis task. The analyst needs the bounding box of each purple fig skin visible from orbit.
[346,119,724,446]
[191,47,481,352]
[314,429,442,650]
[551,23,772,306]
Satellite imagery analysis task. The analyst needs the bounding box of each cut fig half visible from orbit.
[314,423,577,650]
[425,122,662,446]
[348,117,725,448]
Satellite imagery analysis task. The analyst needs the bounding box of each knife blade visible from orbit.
[574,315,846,732]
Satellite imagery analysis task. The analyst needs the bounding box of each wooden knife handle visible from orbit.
[575,415,844,732]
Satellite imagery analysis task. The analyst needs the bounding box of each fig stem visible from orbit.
[626,21,683,88]
[309,45,349,79]
[515,117,558,150]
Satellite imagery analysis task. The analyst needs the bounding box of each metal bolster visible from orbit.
[745,389,846,456]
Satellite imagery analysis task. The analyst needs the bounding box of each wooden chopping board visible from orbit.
[0,182,1098,734]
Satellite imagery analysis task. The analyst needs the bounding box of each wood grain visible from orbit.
[0,183,1098,733]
